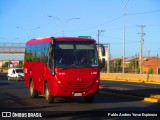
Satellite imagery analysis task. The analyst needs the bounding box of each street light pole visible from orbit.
[122,0,129,73]
[16,27,40,40]
[48,16,80,36]
[122,13,125,73]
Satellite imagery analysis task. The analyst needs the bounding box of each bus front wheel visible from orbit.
[30,81,38,98]
[45,83,54,104]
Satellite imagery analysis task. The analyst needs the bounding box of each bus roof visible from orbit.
[26,37,96,45]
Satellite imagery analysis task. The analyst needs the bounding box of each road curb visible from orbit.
[144,95,160,103]
[144,98,160,103]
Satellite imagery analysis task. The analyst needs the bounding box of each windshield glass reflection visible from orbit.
[55,41,98,68]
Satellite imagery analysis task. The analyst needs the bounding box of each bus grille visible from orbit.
[67,82,88,89]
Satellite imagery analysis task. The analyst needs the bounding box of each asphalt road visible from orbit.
[101,80,160,97]
[0,73,160,119]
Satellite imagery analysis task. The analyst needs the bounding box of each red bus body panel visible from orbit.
[24,37,100,97]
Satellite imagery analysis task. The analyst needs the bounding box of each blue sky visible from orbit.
[0,0,160,59]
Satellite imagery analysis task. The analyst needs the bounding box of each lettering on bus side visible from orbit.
[24,68,27,73]
[58,72,66,75]
[91,72,97,75]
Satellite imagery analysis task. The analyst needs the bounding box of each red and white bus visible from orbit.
[24,37,105,103]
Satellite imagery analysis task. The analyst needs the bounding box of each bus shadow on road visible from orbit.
[0,82,9,86]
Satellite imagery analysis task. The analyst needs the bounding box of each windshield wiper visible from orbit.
[61,64,98,70]
[61,64,76,70]
[74,64,98,68]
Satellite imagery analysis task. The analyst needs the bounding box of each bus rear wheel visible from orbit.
[45,83,54,104]
[30,81,38,98]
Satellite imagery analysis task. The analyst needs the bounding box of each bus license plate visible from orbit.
[74,93,82,96]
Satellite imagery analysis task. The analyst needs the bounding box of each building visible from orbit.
[123,56,160,74]
[143,56,160,74]
[0,60,4,68]
[0,60,20,68]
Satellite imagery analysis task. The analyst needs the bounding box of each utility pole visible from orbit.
[157,49,160,74]
[107,43,110,73]
[138,25,145,74]
[122,0,129,73]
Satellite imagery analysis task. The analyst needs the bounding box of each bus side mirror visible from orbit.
[96,44,105,57]
[100,58,105,68]
[101,45,105,56]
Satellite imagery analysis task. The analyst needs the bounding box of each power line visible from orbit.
[147,24,160,27]
[64,9,160,33]
[66,15,124,32]
[127,9,160,15]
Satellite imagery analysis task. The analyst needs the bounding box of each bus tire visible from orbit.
[8,77,11,81]
[45,83,54,104]
[30,81,38,98]
[85,96,94,103]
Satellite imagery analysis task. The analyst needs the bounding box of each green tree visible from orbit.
[128,58,138,73]
[112,58,122,73]
[2,62,9,68]
[148,68,153,74]
[16,61,24,68]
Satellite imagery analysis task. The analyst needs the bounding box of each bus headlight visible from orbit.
[58,80,61,84]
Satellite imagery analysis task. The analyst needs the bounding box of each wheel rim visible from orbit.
[30,82,33,96]
[45,86,49,101]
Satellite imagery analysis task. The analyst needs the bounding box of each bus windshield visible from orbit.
[55,41,99,68]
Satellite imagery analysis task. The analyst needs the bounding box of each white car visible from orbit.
[7,68,24,81]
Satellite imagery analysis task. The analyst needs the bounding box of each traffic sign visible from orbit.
[78,36,91,38]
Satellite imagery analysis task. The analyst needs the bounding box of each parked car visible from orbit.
[7,68,24,81]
